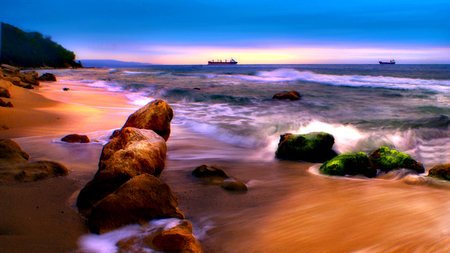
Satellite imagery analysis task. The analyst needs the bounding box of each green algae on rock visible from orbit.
[319,152,376,178]
[275,132,337,163]
[369,147,424,174]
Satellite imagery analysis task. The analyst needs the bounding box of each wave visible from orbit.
[236,69,450,92]
[122,70,164,75]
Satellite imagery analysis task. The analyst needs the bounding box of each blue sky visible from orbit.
[2,0,449,64]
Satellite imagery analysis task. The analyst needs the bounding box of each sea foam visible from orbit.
[236,69,450,92]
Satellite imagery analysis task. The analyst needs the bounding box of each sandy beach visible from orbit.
[0,80,140,252]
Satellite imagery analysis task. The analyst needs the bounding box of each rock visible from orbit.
[319,152,376,177]
[0,87,11,98]
[151,220,203,253]
[7,76,21,86]
[272,90,301,100]
[221,179,248,191]
[427,164,450,181]
[0,98,7,106]
[0,124,10,130]
[121,99,173,141]
[23,84,35,89]
[63,87,70,91]
[5,101,14,107]
[0,139,30,166]
[77,127,167,214]
[20,71,40,86]
[88,174,184,234]
[61,134,90,143]
[275,132,338,163]
[0,161,69,183]
[37,73,57,82]
[369,147,424,174]
[1,64,20,76]
[192,164,231,183]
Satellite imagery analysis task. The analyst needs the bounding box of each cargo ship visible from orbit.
[379,59,395,64]
[208,58,237,65]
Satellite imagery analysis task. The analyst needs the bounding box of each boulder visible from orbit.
[23,84,35,89]
[275,132,338,163]
[192,164,231,183]
[0,87,11,98]
[319,152,376,178]
[369,147,424,174]
[7,76,21,86]
[61,134,90,143]
[37,73,57,82]
[272,90,301,100]
[0,99,14,107]
[1,64,20,76]
[88,174,185,234]
[77,127,167,214]
[151,220,203,253]
[20,71,40,86]
[0,139,30,166]
[121,99,173,141]
[221,179,248,191]
[427,164,450,181]
[0,161,69,183]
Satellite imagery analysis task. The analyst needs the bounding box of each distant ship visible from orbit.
[208,58,238,65]
[379,59,395,64]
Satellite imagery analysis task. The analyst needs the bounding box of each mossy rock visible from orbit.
[319,152,376,177]
[275,132,337,163]
[427,164,450,181]
[369,147,424,174]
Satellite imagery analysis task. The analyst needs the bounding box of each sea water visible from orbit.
[35,64,450,252]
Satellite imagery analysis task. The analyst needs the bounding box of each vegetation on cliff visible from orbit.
[1,23,81,68]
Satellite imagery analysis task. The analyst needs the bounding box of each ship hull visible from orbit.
[208,62,238,65]
[379,61,395,64]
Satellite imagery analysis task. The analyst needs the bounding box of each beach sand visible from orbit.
[0,80,138,252]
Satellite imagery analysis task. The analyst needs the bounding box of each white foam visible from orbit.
[125,93,155,106]
[235,69,450,92]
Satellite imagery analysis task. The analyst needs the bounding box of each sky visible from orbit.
[1,0,449,64]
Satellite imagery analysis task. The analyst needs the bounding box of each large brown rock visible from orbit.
[0,139,30,166]
[152,220,203,253]
[77,127,167,214]
[88,174,185,234]
[0,161,69,183]
[427,164,450,181]
[121,99,173,141]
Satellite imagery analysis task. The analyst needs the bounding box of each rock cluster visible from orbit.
[0,139,69,183]
[318,146,424,178]
[77,100,202,251]
[0,64,57,88]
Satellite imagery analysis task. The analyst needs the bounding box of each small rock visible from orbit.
[427,163,450,181]
[151,220,203,253]
[272,90,301,100]
[61,134,90,143]
[221,179,248,191]
[0,87,11,98]
[23,84,35,89]
[192,164,231,183]
[63,87,70,91]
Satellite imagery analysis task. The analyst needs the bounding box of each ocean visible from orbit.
[35,64,450,252]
